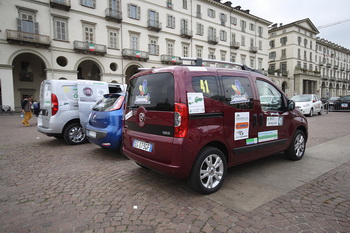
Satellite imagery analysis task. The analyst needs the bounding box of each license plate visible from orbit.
[87,130,96,138]
[133,139,153,152]
[341,103,348,108]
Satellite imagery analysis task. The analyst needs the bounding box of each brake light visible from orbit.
[51,93,58,116]
[174,103,188,138]
[110,96,125,111]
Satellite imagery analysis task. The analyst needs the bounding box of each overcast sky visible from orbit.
[227,0,350,49]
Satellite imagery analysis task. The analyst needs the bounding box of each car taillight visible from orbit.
[174,103,188,138]
[110,96,125,111]
[51,93,58,116]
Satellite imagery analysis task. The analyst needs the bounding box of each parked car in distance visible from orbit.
[260,95,280,106]
[328,95,350,111]
[86,93,125,151]
[291,94,323,117]
[123,57,308,195]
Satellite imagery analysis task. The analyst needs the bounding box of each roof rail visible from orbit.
[179,57,263,75]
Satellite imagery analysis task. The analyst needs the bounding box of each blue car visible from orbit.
[86,93,125,151]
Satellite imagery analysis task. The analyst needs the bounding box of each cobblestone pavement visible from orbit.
[0,112,349,233]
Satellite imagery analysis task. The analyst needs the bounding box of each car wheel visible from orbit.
[188,147,227,195]
[63,122,87,145]
[309,108,313,117]
[285,130,306,161]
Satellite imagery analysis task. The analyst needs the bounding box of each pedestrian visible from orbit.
[32,100,40,117]
[21,95,32,126]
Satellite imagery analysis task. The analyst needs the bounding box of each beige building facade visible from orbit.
[0,0,271,111]
[268,18,350,97]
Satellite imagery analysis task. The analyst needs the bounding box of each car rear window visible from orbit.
[92,93,123,112]
[127,72,174,111]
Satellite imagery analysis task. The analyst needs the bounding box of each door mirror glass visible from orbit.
[288,100,295,110]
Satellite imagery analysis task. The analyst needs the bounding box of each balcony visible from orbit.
[160,55,183,65]
[196,12,202,19]
[180,28,193,39]
[340,67,345,71]
[318,62,324,66]
[147,20,162,32]
[326,63,332,68]
[73,41,106,56]
[105,8,122,23]
[321,75,329,80]
[333,65,339,70]
[208,35,218,45]
[330,76,336,81]
[6,29,50,48]
[122,49,149,61]
[230,42,240,49]
[50,0,71,11]
[249,46,258,53]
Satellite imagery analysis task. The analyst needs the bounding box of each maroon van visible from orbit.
[123,58,308,194]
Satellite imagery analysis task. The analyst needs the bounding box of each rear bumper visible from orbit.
[86,126,122,149]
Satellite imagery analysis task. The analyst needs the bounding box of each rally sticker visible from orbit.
[246,138,258,145]
[125,111,133,120]
[234,112,249,140]
[266,116,283,126]
[187,92,205,114]
[230,80,250,104]
[134,80,151,104]
[258,130,278,143]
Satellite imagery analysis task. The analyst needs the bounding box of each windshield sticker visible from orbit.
[134,80,151,104]
[234,112,249,140]
[187,66,208,72]
[246,138,257,145]
[187,92,205,114]
[266,116,283,126]
[230,80,250,104]
[258,130,278,143]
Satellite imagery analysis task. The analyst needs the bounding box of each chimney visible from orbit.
[223,1,232,7]
[234,6,241,10]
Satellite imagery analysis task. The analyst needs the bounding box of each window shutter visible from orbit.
[156,45,159,55]
[213,10,216,18]
[224,31,227,41]
[214,28,216,37]
[34,22,39,34]
[92,0,96,8]
[172,17,175,28]
[127,4,131,17]
[156,12,159,21]
[207,8,210,17]
[201,24,204,35]
[17,18,22,31]
[148,43,151,52]
[137,6,140,19]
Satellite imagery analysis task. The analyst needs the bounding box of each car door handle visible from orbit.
[259,113,263,126]
[253,114,257,127]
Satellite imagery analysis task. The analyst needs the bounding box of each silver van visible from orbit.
[37,80,125,145]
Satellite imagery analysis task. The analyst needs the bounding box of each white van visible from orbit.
[37,80,125,145]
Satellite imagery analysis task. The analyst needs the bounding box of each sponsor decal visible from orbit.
[83,87,93,97]
[266,116,283,126]
[187,92,205,114]
[135,79,151,104]
[234,112,249,140]
[246,138,258,145]
[258,130,278,143]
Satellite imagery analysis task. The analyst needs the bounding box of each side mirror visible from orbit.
[288,100,295,110]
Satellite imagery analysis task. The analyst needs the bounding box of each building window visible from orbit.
[230,53,236,62]
[269,52,276,60]
[304,38,308,48]
[249,23,255,31]
[269,40,275,48]
[258,40,262,50]
[298,36,302,46]
[230,16,237,25]
[81,0,96,8]
[231,33,236,43]
[167,14,175,28]
[240,20,246,32]
[83,24,95,43]
[220,13,227,25]
[182,43,189,57]
[183,0,187,9]
[250,57,254,67]
[196,5,201,18]
[196,23,204,35]
[149,37,158,55]
[280,36,287,46]
[220,30,227,41]
[281,49,286,59]
[241,55,246,65]
[181,19,189,33]
[241,35,245,46]
[18,9,37,34]
[258,26,263,37]
[128,4,140,19]
[108,29,118,49]
[258,58,263,70]
[208,9,215,18]
[196,46,203,58]
[53,17,68,41]
[220,51,226,61]
[167,40,174,55]
[208,48,216,59]
[130,33,139,50]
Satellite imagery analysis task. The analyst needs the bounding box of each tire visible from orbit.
[188,147,227,195]
[285,130,306,161]
[63,122,87,145]
[308,108,313,117]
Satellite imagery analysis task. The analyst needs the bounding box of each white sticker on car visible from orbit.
[266,116,283,126]
[234,112,249,140]
[187,92,205,114]
[258,130,278,143]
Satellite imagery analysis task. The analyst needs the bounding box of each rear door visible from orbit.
[217,70,260,164]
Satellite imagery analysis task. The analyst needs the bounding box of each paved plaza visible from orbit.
[0,112,349,232]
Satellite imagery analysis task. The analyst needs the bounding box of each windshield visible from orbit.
[127,72,174,111]
[92,93,123,111]
[260,96,273,102]
[291,95,312,102]
[329,97,340,101]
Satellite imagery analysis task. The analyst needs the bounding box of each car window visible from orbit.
[221,76,254,109]
[256,80,283,111]
[127,72,174,111]
[92,93,123,112]
[192,76,219,100]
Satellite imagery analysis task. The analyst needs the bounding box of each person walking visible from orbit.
[21,95,32,126]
